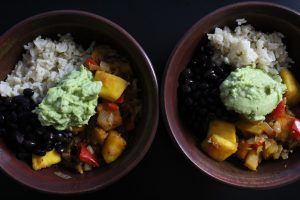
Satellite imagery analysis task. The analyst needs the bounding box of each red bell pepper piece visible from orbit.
[104,102,119,111]
[271,100,286,119]
[84,57,97,66]
[79,146,100,167]
[115,95,124,104]
[291,118,300,140]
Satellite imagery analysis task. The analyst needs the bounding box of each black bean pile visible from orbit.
[0,89,72,160]
[177,42,238,134]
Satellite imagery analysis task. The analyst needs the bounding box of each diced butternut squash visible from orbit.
[263,139,279,159]
[236,120,264,137]
[94,70,128,102]
[201,134,237,161]
[244,150,260,171]
[97,104,123,131]
[236,139,251,160]
[92,127,108,145]
[280,68,300,106]
[32,149,61,171]
[207,120,236,143]
[102,130,127,163]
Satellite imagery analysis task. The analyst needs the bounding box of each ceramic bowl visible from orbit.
[162,2,300,188]
[0,10,159,194]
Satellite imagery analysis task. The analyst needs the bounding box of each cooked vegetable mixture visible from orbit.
[0,36,141,173]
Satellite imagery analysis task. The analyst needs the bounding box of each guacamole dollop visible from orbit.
[35,66,102,130]
[220,66,286,121]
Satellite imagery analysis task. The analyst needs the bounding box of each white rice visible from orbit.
[207,19,293,74]
[0,34,92,102]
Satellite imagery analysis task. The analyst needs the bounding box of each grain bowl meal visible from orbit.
[0,34,141,173]
[178,19,300,171]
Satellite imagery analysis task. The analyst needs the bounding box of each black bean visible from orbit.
[64,132,73,138]
[56,145,66,154]
[13,95,30,105]
[184,97,193,107]
[54,141,63,148]
[23,140,36,150]
[7,112,17,122]
[23,88,34,97]
[182,68,193,78]
[33,149,46,156]
[0,128,7,137]
[14,131,24,144]
[55,132,65,140]
[6,123,18,131]
[180,85,191,94]
[35,127,47,136]
[215,66,224,74]
[199,83,209,89]
[16,151,30,160]
[192,90,201,99]
[43,131,54,141]
[0,114,4,124]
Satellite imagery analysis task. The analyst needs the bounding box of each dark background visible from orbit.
[0,0,299,199]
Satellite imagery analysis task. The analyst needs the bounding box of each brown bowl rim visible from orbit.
[161,1,300,189]
[0,9,159,194]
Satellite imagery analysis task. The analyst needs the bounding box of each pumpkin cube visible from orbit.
[102,130,127,163]
[94,70,128,102]
[32,149,61,171]
[201,134,237,161]
[207,120,236,143]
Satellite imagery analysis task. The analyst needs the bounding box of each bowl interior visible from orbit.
[163,3,300,188]
[0,11,158,193]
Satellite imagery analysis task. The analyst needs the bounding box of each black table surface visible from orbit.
[1,0,300,199]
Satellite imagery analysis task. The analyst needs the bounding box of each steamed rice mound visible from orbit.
[207,19,293,74]
[0,34,92,102]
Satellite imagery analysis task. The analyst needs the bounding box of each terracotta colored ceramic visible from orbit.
[162,2,300,189]
[0,10,158,194]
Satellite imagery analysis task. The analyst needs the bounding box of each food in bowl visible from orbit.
[0,34,141,173]
[178,19,300,171]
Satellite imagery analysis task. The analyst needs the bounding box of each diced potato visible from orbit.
[97,104,122,131]
[236,120,264,137]
[280,68,300,106]
[276,115,294,142]
[236,140,251,161]
[32,149,61,171]
[102,130,127,163]
[92,127,108,145]
[201,134,237,162]
[207,120,236,143]
[263,139,279,159]
[94,70,128,102]
[244,150,260,171]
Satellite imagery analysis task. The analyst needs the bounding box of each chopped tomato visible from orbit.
[79,146,100,167]
[271,100,286,119]
[84,57,97,66]
[104,102,119,111]
[115,95,124,104]
[291,118,300,140]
